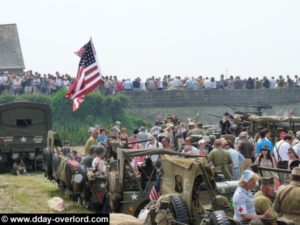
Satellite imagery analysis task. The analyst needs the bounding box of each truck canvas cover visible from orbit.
[0,102,52,136]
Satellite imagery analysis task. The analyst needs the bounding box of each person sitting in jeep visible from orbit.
[92,146,106,173]
[80,145,96,168]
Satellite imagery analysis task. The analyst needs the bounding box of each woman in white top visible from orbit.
[13,76,22,96]
[233,170,271,221]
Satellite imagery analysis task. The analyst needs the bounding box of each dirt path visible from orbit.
[0,173,91,213]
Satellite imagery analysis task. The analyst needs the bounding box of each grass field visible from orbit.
[0,173,91,213]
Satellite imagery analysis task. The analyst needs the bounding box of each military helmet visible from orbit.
[95,145,106,155]
[89,145,96,154]
[212,195,230,208]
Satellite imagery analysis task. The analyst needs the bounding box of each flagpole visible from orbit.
[90,37,102,76]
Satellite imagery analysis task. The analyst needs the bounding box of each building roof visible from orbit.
[0,24,25,70]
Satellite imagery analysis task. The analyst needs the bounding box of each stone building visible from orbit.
[0,24,25,74]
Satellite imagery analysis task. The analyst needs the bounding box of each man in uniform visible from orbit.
[92,146,106,173]
[254,177,277,220]
[208,139,233,180]
[187,122,207,136]
[84,128,98,156]
[186,121,195,136]
[80,145,96,168]
[274,167,300,225]
[238,132,254,176]
[292,131,300,146]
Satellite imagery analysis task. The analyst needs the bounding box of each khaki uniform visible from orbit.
[274,181,300,225]
[208,147,233,180]
[254,190,276,218]
[84,137,97,156]
[292,138,299,146]
[187,128,207,136]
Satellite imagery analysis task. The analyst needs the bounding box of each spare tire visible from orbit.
[43,148,52,178]
[170,195,190,225]
[52,152,61,181]
[208,210,230,225]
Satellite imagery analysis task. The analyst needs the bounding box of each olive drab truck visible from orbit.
[0,102,52,172]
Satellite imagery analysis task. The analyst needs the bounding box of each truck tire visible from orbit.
[52,152,61,181]
[43,148,52,178]
[208,210,230,225]
[170,195,190,225]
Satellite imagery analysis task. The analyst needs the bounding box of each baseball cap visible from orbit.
[241,170,255,183]
[292,167,300,176]
[280,132,287,137]
[239,132,247,137]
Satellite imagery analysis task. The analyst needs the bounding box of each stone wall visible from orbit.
[122,88,300,124]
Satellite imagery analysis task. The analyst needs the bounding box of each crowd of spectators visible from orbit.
[1,70,300,96]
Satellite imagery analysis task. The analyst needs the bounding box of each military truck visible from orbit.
[247,115,300,142]
[0,102,52,172]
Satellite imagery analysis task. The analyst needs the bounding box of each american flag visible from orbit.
[149,175,161,201]
[66,39,103,111]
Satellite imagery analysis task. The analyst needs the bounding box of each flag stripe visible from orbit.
[85,67,99,80]
[86,72,100,84]
[85,63,98,75]
[71,77,102,100]
[75,66,85,92]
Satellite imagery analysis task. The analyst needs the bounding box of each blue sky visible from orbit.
[1,0,300,79]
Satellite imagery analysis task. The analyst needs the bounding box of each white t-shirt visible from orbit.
[269,79,276,88]
[140,81,146,91]
[210,81,217,89]
[273,141,290,162]
[56,78,63,87]
[13,79,22,87]
[203,79,211,89]
[92,157,106,172]
[168,80,176,90]
[63,80,70,90]
[293,143,300,158]
[145,141,163,161]
[181,145,199,155]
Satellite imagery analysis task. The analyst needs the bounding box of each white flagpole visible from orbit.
[90,37,103,76]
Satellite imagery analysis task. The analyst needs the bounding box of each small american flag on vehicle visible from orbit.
[149,175,161,201]
[66,39,103,111]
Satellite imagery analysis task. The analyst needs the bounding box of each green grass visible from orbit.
[0,173,92,213]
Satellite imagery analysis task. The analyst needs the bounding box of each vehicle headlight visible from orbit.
[12,153,19,159]
[29,152,35,159]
